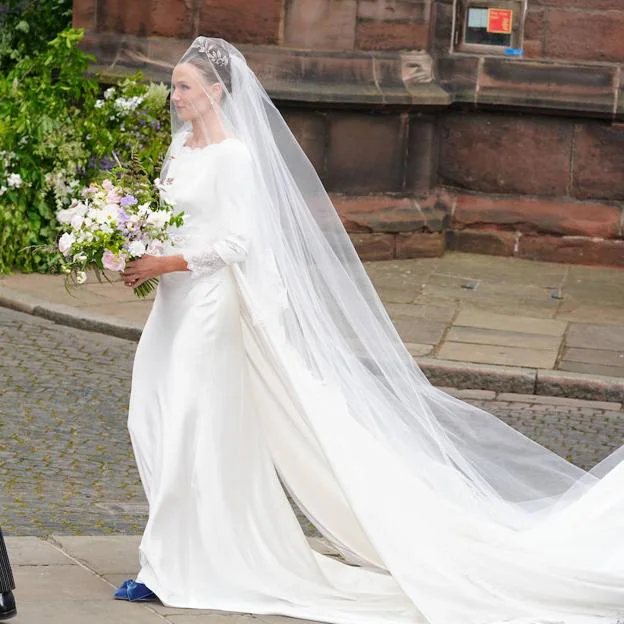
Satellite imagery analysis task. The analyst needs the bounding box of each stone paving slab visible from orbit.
[453,309,567,336]
[438,342,558,369]
[563,347,624,368]
[565,323,624,351]
[446,326,561,350]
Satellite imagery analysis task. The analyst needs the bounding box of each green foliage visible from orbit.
[0,27,171,274]
[0,0,73,72]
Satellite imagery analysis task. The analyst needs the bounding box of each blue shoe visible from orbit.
[114,579,157,602]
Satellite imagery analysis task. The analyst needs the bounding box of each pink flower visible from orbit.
[58,232,75,256]
[102,250,126,272]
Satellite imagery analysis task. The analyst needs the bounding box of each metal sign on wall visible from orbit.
[487,8,513,34]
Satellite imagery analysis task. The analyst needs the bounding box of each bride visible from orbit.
[116,37,624,624]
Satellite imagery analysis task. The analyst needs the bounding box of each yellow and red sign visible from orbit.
[487,8,513,34]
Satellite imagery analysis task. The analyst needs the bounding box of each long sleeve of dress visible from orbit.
[183,140,255,278]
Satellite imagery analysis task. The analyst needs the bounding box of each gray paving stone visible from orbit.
[559,360,624,379]
[438,342,558,369]
[13,598,166,623]
[563,347,624,367]
[391,318,446,345]
[446,326,562,351]
[167,615,260,624]
[13,564,112,602]
[4,536,72,566]
[52,535,141,574]
[454,309,567,336]
[565,323,624,352]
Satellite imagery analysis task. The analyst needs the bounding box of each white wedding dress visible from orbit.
[127,134,624,624]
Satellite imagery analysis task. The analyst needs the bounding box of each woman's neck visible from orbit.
[189,112,227,147]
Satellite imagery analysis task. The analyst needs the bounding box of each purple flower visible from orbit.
[120,195,138,207]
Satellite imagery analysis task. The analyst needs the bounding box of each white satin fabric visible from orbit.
[127,142,624,624]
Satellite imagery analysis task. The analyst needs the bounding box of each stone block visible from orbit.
[97,0,150,35]
[438,341,558,369]
[284,0,358,50]
[536,369,624,402]
[477,59,617,116]
[348,233,395,260]
[573,124,624,201]
[436,55,479,101]
[5,537,71,566]
[334,195,421,232]
[446,230,516,257]
[559,360,624,379]
[454,309,567,336]
[439,112,574,196]
[534,0,624,8]
[519,236,624,267]
[446,326,562,351]
[198,0,282,45]
[453,195,621,238]
[544,9,624,63]
[565,323,624,352]
[523,40,544,59]
[51,535,141,575]
[324,112,407,192]
[73,0,97,30]
[149,0,194,37]
[524,7,545,41]
[431,0,454,55]
[417,358,537,393]
[355,19,430,50]
[405,115,438,193]
[282,109,327,176]
[396,232,445,258]
[357,0,430,22]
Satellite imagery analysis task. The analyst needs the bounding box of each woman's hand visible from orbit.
[121,255,169,288]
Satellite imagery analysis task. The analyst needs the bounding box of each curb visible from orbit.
[416,358,624,403]
[1,284,622,402]
[0,284,143,342]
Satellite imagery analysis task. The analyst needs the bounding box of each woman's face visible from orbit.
[171,62,221,122]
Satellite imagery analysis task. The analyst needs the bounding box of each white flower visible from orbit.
[146,240,165,256]
[138,202,151,216]
[73,252,87,263]
[146,211,169,228]
[94,99,105,109]
[104,87,116,100]
[0,186,6,196]
[128,240,146,257]
[102,204,120,222]
[113,95,144,115]
[70,214,84,229]
[58,232,75,255]
[7,173,22,188]
[75,271,87,284]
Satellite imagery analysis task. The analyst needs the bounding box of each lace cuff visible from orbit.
[182,248,227,278]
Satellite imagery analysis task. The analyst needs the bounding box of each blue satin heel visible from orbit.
[114,579,157,602]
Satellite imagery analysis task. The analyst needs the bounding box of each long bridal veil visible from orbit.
[160,37,624,622]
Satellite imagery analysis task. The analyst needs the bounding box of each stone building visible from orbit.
[74,0,624,266]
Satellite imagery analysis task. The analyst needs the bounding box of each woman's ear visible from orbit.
[210,82,224,103]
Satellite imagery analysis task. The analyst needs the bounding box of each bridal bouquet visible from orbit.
[55,168,184,298]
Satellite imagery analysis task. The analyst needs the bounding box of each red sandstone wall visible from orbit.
[525,0,624,62]
[74,0,432,51]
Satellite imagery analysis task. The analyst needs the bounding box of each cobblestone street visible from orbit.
[0,306,622,537]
